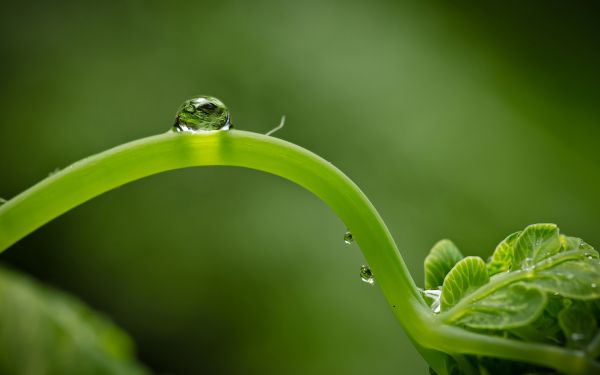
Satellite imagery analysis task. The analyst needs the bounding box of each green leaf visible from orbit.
[558,301,598,349]
[441,256,489,311]
[442,224,600,336]
[449,283,546,330]
[513,223,561,267]
[0,265,148,375]
[523,295,567,344]
[560,235,594,252]
[533,257,600,300]
[424,239,464,289]
[487,231,520,276]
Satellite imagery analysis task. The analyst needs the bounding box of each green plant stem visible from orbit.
[0,130,597,374]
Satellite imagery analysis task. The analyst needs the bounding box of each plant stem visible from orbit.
[0,130,597,374]
[0,130,430,333]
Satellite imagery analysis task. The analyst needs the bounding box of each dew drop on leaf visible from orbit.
[343,231,354,244]
[522,257,535,270]
[173,96,232,132]
[359,265,375,285]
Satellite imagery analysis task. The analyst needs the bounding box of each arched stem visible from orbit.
[0,130,596,374]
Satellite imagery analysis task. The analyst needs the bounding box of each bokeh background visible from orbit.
[1,1,599,374]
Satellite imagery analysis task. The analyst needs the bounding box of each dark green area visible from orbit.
[0,1,599,374]
[0,265,147,375]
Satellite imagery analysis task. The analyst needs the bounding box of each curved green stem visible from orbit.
[0,130,597,374]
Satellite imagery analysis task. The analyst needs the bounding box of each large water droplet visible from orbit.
[173,96,232,132]
[359,265,375,285]
[343,231,354,244]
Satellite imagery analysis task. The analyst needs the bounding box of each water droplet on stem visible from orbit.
[343,231,354,244]
[359,265,375,285]
[173,96,232,132]
[419,288,442,313]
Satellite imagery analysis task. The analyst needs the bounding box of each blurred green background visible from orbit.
[1,0,599,374]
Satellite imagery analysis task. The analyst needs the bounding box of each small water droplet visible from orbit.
[48,167,61,176]
[592,283,597,289]
[552,292,560,296]
[0,197,6,205]
[419,288,442,314]
[173,96,232,132]
[359,265,375,285]
[571,333,586,342]
[343,231,354,244]
[522,257,535,270]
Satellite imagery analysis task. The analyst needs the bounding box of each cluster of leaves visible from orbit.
[0,265,147,375]
[423,224,600,374]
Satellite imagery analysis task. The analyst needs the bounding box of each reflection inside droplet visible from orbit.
[173,96,232,132]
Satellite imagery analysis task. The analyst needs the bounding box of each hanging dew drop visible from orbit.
[343,231,354,244]
[173,96,232,132]
[359,265,375,285]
